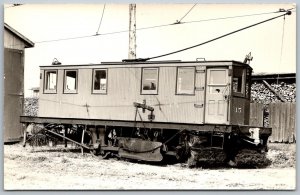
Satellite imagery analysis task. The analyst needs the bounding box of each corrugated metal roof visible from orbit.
[4,23,34,48]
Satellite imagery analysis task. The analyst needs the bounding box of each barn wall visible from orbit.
[4,30,26,50]
[38,65,206,124]
[4,48,24,142]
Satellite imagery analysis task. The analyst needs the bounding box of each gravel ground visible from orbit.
[3,143,296,190]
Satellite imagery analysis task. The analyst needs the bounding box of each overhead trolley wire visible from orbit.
[180,10,285,24]
[35,34,97,44]
[176,4,197,23]
[277,13,287,84]
[7,8,294,46]
[279,14,287,66]
[96,4,106,35]
[141,10,292,61]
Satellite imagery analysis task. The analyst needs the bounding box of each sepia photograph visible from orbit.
[2,2,296,190]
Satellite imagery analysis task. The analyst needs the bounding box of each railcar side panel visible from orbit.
[39,65,206,124]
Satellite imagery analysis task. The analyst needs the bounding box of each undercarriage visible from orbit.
[21,116,272,168]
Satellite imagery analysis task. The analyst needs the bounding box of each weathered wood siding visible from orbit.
[269,102,296,143]
[249,103,264,127]
[39,64,206,124]
[250,102,296,143]
[4,30,26,50]
[4,48,24,142]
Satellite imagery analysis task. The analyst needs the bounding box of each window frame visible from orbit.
[63,69,78,94]
[232,67,246,97]
[92,68,108,94]
[43,69,58,94]
[140,67,159,95]
[175,66,196,95]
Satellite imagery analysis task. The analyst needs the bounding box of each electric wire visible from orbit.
[177,4,197,23]
[35,34,97,44]
[22,9,292,45]
[143,11,291,61]
[277,15,286,84]
[96,4,106,35]
[181,9,290,25]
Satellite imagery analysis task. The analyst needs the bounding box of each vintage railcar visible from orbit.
[21,60,271,167]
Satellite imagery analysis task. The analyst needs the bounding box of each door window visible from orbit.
[233,67,245,97]
[209,70,226,84]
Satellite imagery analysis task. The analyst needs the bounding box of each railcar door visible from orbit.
[205,68,229,124]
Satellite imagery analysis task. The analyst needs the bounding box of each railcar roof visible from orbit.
[40,60,252,69]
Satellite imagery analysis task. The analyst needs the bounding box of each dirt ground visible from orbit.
[3,143,296,190]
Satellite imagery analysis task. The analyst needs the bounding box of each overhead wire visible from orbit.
[176,3,197,23]
[277,14,286,84]
[96,4,106,35]
[21,8,293,45]
[181,11,282,24]
[35,34,97,44]
[142,11,292,61]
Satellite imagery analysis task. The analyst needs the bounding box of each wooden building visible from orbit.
[4,23,34,143]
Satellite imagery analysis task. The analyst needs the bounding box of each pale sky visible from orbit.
[3,3,296,97]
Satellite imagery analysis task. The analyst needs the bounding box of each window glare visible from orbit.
[177,67,195,94]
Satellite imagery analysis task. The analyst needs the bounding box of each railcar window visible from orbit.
[44,70,57,93]
[93,69,107,94]
[141,68,159,95]
[176,67,195,95]
[64,70,78,93]
[232,67,245,97]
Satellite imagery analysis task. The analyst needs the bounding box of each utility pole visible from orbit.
[128,4,136,59]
